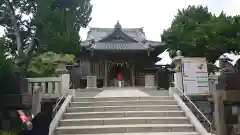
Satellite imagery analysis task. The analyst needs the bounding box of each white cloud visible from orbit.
[80,0,240,41]
[1,0,240,41]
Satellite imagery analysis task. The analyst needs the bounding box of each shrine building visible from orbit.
[76,21,166,88]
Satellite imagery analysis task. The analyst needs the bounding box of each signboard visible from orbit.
[181,57,209,95]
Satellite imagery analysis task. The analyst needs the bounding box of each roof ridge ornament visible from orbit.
[115,20,122,29]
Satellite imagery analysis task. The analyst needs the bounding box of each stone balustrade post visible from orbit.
[31,85,42,116]
[145,75,155,88]
[55,60,70,96]
[59,73,70,96]
[211,74,226,135]
[86,76,97,89]
[174,72,183,92]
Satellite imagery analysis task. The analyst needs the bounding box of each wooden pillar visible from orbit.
[104,60,108,87]
[131,64,135,86]
[90,58,93,75]
[155,71,159,88]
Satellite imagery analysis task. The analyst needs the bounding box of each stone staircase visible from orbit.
[54,95,202,135]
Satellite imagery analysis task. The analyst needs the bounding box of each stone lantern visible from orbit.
[172,50,184,92]
[55,60,68,75]
[55,60,70,96]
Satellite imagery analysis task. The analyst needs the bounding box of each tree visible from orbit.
[0,0,92,76]
[190,13,237,62]
[0,38,13,73]
[162,5,240,64]
[0,0,38,75]
[35,0,92,54]
[27,52,75,77]
[162,6,212,57]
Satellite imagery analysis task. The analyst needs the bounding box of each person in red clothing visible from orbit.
[117,72,123,87]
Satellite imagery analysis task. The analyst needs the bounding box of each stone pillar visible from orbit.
[55,61,70,96]
[211,75,227,135]
[174,72,183,92]
[31,85,42,116]
[172,50,184,92]
[145,75,155,88]
[87,76,97,89]
[59,74,70,96]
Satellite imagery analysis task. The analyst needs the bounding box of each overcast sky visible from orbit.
[79,0,240,41]
[1,0,240,41]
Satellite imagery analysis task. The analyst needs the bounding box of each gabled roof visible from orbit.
[98,21,138,43]
[83,21,165,51]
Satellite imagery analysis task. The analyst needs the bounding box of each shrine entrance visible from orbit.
[107,61,132,87]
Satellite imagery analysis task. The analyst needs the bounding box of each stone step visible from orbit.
[67,105,181,112]
[60,117,190,126]
[63,111,185,119]
[55,124,195,134]
[60,132,199,135]
[70,100,177,107]
[74,96,173,102]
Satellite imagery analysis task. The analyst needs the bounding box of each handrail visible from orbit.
[49,95,73,135]
[52,82,73,113]
[174,88,213,135]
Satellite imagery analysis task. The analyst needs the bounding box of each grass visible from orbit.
[0,131,17,135]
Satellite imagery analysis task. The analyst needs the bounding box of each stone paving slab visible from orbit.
[95,89,150,98]
[61,132,199,135]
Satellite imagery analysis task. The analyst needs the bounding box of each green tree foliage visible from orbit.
[0,38,13,74]
[27,52,75,77]
[0,0,38,74]
[162,5,240,63]
[36,0,92,54]
[0,0,92,76]
[162,6,212,57]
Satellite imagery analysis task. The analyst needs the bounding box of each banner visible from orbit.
[181,57,209,95]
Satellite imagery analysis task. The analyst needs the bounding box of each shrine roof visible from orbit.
[82,21,165,51]
[89,42,148,50]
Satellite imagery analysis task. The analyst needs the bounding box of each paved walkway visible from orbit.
[95,88,150,98]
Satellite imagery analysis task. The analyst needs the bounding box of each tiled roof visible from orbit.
[85,27,146,42]
[91,42,148,50]
[146,40,166,47]
[82,21,165,51]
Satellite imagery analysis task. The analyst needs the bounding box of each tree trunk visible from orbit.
[6,0,38,77]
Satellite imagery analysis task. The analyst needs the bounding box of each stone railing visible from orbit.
[27,77,61,98]
[49,91,75,135]
[169,87,211,135]
[27,73,70,99]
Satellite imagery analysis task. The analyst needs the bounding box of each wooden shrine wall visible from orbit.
[77,56,157,87]
[92,60,105,79]
[77,58,104,78]
[78,58,90,77]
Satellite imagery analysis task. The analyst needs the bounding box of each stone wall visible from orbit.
[224,103,240,135]
[183,95,214,132]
